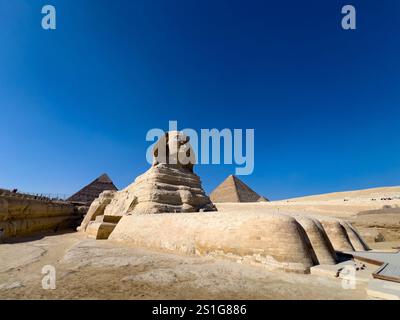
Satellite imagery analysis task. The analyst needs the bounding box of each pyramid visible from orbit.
[67,174,118,205]
[210,175,268,203]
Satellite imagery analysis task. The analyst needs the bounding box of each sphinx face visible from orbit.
[152,131,195,171]
[167,131,189,158]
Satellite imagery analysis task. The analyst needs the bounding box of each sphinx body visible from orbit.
[79,131,215,234]
[79,131,370,274]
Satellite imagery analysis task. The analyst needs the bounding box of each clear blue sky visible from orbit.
[0,0,399,200]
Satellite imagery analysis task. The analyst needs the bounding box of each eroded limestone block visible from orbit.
[294,216,338,265]
[109,212,316,273]
[0,193,78,239]
[110,164,215,215]
[84,214,122,240]
[77,190,116,232]
[152,131,196,172]
[86,221,117,240]
[0,216,72,238]
[86,131,215,217]
[318,218,355,252]
[340,221,370,251]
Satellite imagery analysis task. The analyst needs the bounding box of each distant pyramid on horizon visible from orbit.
[210,175,268,203]
[67,173,118,205]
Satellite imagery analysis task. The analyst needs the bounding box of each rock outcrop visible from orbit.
[0,189,82,240]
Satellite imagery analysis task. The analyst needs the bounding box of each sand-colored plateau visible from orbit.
[284,186,400,202]
[0,232,369,300]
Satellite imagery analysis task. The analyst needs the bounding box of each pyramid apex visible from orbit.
[67,173,117,204]
[97,173,112,182]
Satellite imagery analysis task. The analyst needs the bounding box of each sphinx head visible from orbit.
[152,131,195,172]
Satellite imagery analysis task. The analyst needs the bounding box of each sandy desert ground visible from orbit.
[0,232,370,300]
[0,186,399,300]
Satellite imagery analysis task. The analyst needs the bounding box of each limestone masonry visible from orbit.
[0,189,82,239]
[110,211,368,273]
[79,131,370,274]
[79,131,215,238]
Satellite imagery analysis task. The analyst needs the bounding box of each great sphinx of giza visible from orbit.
[79,131,370,274]
[78,131,216,238]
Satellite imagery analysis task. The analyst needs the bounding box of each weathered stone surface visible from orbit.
[151,131,196,172]
[86,221,117,240]
[80,131,215,239]
[0,233,370,299]
[77,190,116,232]
[108,210,367,273]
[318,218,356,252]
[294,216,337,265]
[85,215,121,240]
[84,131,214,219]
[367,279,400,300]
[310,264,341,278]
[109,211,315,273]
[0,190,81,239]
[340,221,370,251]
[104,164,215,216]
[81,131,369,273]
[317,217,370,252]
[210,175,268,203]
[0,244,46,272]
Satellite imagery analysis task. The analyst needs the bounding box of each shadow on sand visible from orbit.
[1,228,78,244]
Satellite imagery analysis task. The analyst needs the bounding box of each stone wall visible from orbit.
[0,189,83,240]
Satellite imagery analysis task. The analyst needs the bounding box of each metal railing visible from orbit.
[0,188,71,202]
